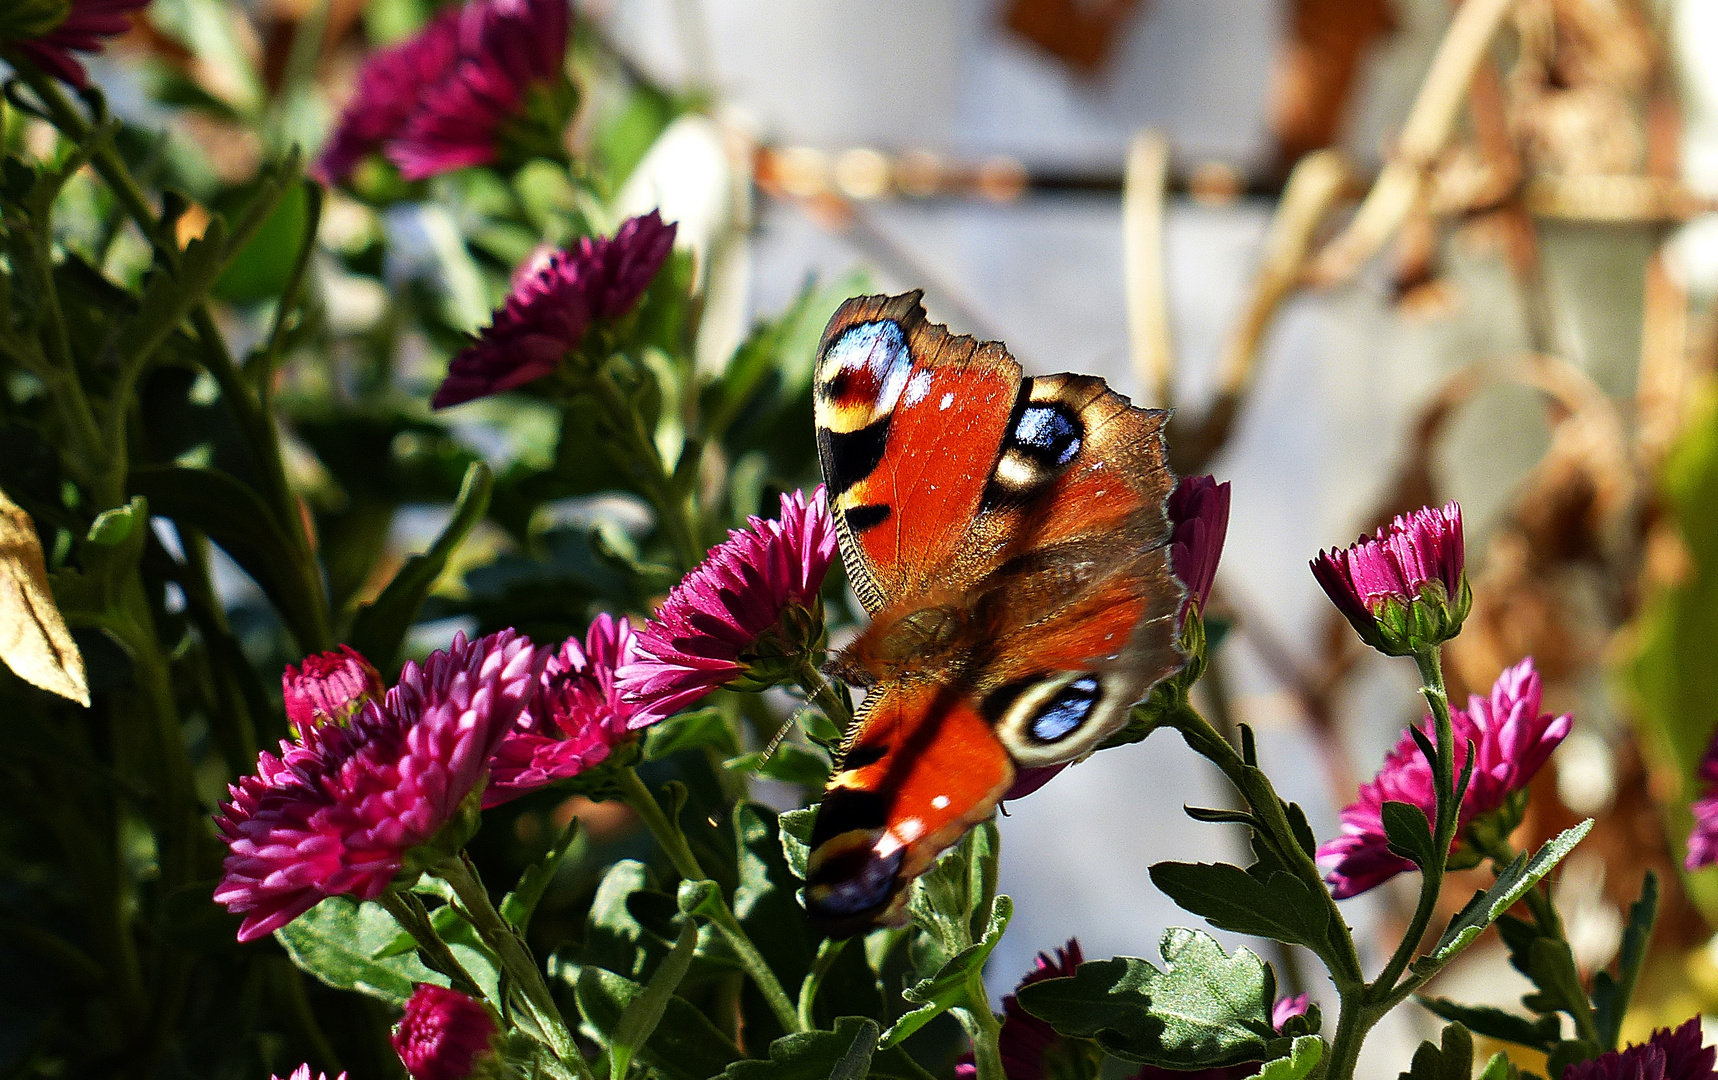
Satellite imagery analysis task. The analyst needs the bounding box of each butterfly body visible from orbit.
[805,292,1185,934]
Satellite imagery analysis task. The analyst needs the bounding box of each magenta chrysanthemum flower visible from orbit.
[962,940,1309,1080]
[273,1067,348,1080]
[313,8,460,185]
[5,0,150,88]
[1318,657,1572,899]
[618,487,837,724]
[1311,500,1467,655]
[1686,730,1718,871]
[484,614,646,807]
[392,985,501,1080]
[214,630,545,942]
[1563,1017,1717,1080]
[1169,474,1231,614]
[387,0,569,180]
[283,645,386,739]
[431,211,678,408]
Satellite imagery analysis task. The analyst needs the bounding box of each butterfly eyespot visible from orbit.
[990,671,1132,767]
[984,396,1086,509]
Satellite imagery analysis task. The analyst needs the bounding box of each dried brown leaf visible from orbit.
[0,486,88,706]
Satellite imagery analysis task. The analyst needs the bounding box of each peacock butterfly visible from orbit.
[805,291,1187,935]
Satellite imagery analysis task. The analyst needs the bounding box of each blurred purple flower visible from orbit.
[1318,657,1571,899]
[8,0,150,88]
[387,0,569,180]
[1311,501,1466,654]
[1686,730,1718,871]
[1562,1017,1716,1080]
[392,984,501,1080]
[282,645,385,739]
[484,614,646,807]
[431,211,677,408]
[312,7,460,185]
[214,631,544,942]
[1169,474,1230,614]
[618,487,836,724]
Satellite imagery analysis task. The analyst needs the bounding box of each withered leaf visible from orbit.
[0,485,89,706]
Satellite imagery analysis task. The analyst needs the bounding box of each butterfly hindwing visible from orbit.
[807,292,1185,933]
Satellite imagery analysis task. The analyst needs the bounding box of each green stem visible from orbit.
[613,767,806,1033]
[583,368,703,571]
[1367,648,1458,997]
[797,936,848,1031]
[794,656,852,733]
[437,855,588,1077]
[959,975,1005,1080]
[377,892,479,995]
[1167,700,1362,984]
[1318,990,1372,1080]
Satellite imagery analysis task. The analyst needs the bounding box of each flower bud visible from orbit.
[282,645,385,739]
[1310,501,1469,656]
[392,985,504,1080]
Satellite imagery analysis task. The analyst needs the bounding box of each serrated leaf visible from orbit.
[1256,1035,1323,1079]
[1148,862,1331,959]
[1591,870,1657,1050]
[0,484,87,704]
[500,817,581,932]
[733,804,813,993]
[347,460,492,670]
[275,896,441,1004]
[1429,821,1592,964]
[1523,938,1590,1023]
[779,807,815,882]
[1417,997,1560,1052]
[1399,1022,1474,1080]
[880,895,1012,1049]
[1382,801,1437,868]
[1015,928,1277,1069]
[1478,1051,1521,1080]
[581,860,667,979]
[610,921,699,1080]
[720,1016,931,1080]
[573,965,742,1080]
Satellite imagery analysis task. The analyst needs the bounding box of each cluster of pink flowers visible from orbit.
[315,0,570,184]
[215,487,837,942]
[4,0,150,88]
[1563,1017,1717,1080]
[1686,731,1718,871]
[1318,658,1571,898]
[619,486,837,723]
[432,211,678,408]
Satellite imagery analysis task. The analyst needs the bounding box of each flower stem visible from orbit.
[793,656,852,734]
[1368,647,1459,997]
[959,975,1006,1080]
[378,891,480,996]
[613,767,807,1033]
[583,368,703,572]
[436,855,589,1078]
[797,936,848,1031]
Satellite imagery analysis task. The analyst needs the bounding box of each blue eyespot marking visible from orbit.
[1030,676,1101,743]
[1014,405,1082,466]
[823,321,914,412]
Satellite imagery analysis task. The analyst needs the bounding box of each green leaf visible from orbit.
[610,920,699,1080]
[275,896,440,1005]
[733,804,814,992]
[645,707,736,759]
[720,1016,931,1080]
[581,860,668,979]
[1255,1036,1323,1080]
[1427,820,1593,964]
[213,180,310,303]
[1014,928,1278,1069]
[907,821,1001,975]
[1416,997,1560,1052]
[1398,1022,1474,1080]
[1147,862,1332,960]
[1382,801,1437,868]
[779,806,815,882]
[347,460,492,670]
[1522,938,1590,1021]
[726,742,832,787]
[129,465,324,651]
[572,965,743,1080]
[500,817,581,932]
[1591,870,1658,1050]
[1547,1040,1600,1079]
[881,894,1013,1049]
[1477,1051,1521,1080]
[49,498,149,623]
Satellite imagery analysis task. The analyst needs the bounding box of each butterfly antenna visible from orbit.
[757,712,799,766]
